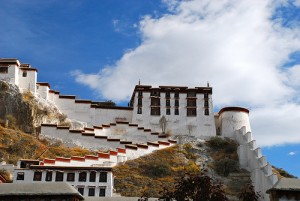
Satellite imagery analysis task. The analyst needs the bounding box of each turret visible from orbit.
[218,107,250,138]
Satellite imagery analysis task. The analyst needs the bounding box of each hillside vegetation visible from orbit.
[0,125,96,165]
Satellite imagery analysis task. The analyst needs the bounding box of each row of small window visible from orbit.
[78,186,106,197]
[16,171,108,182]
[138,91,209,98]
[138,108,209,116]
[139,99,200,107]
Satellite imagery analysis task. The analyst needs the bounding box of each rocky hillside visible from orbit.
[0,81,83,134]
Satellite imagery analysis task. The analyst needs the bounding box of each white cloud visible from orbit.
[72,0,300,146]
[288,151,296,155]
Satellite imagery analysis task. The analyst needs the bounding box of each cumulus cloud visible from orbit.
[288,151,296,156]
[72,0,300,146]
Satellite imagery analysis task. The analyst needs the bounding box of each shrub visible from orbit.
[214,158,239,177]
[5,115,17,129]
[144,163,172,178]
[207,136,227,150]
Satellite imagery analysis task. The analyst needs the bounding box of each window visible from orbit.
[150,107,160,116]
[99,172,107,182]
[151,90,160,97]
[88,187,95,196]
[20,161,26,168]
[174,92,179,98]
[22,71,27,77]
[166,100,170,107]
[16,172,24,180]
[204,101,209,107]
[89,171,96,182]
[33,171,42,181]
[151,98,160,106]
[67,173,75,181]
[166,108,170,115]
[187,108,197,116]
[204,93,208,98]
[187,99,196,107]
[187,91,196,97]
[175,100,179,107]
[175,108,179,115]
[45,171,52,181]
[138,98,142,106]
[99,188,106,197]
[138,91,143,97]
[137,107,142,114]
[205,109,209,116]
[165,92,170,98]
[79,172,87,182]
[78,187,84,196]
[55,171,64,181]
[0,67,8,73]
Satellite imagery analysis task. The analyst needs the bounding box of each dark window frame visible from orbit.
[78,187,84,196]
[137,107,142,114]
[175,108,179,115]
[205,108,209,116]
[138,98,142,106]
[67,172,75,181]
[175,99,179,107]
[22,71,27,77]
[99,188,106,197]
[187,99,196,107]
[165,92,170,98]
[166,108,171,115]
[16,172,24,180]
[88,187,95,196]
[187,108,197,116]
[174,92,179,98]
[99,172,107,182]
[55,171,64,182]
[166,100,170,107]
[150,107,161,116]
[89,171,96,182]
[33,171,42,181]
[79,172,87,182]
[45,171,52,182]
[0,67,8,74]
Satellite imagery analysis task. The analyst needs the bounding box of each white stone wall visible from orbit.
[219,110,251,138]
[0,65,19,85]
[13,168,113,197]
[36,84,49,100]
[18,69,37,94]
[93,108,132,126]
[132,91,216,137]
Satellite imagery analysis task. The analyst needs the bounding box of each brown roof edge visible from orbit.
[0,58,20,66]
[219,107,249,115]
[37,82,51,88]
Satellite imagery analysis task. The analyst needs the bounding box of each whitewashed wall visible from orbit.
[132,91,216,138]
[18,69,37,94]
[0,65,19,85]
[36,84,49,100]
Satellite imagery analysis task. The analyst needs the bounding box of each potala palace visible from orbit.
[0,58,299,201]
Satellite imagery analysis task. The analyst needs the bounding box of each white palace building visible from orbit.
[1,58,297,201]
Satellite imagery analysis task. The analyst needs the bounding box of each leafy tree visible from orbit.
[160,170,229,201]
[239,183,261,201]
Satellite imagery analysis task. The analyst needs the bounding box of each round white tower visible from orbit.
[218,107,251,138]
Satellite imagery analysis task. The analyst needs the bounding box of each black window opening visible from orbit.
[150,107,160,116]
[174,92,179,98]
[20,161,26,168]
[204,100,209,107]
[204,93,208,98]
[55,171,64,182]
[88,188,95,196]
[99,172,107,182]
[89,171,96,182]
[45,171,52,181]
[138,98,142,106]
[205,108,209,116]
[151,91,160,97]
[22,71,27,77]
[99,188,106,197]
[187,99,196,107]
[0,67,8,73]
[175,108,179,115]
[137,107,142,114]
[33,171,42,181]
[165,92,170,98]
[166,100,170,107]
[79,172,87,182]
[187,108,197,116]
[151,98,160,106]
[16,172,24,180]
[67,173,75,181]
[187,91,196,97]
[166,108,170,115]
[175,100,179,107]
[78,187,84,196]
[138,91,143,97]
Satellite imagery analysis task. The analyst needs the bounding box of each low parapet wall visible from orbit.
[236,126,278,201]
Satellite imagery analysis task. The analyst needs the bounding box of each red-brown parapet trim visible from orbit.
[20,67,38,72]
[219,107,249,115]
[59,95,76,99]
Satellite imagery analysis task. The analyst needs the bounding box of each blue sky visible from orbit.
[1,0,300,177]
